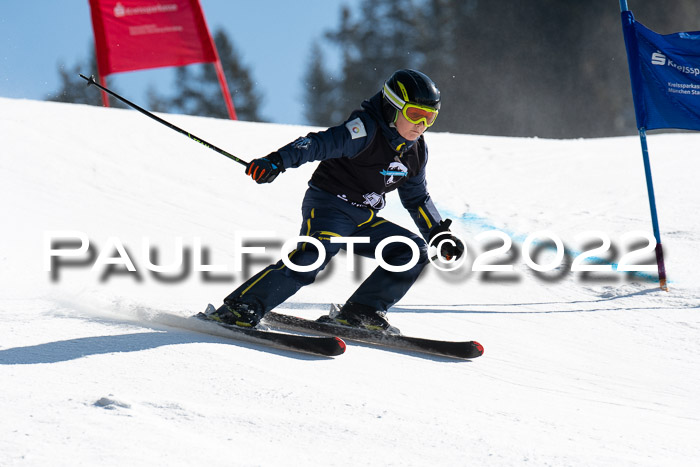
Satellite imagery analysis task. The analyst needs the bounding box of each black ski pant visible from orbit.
[224,187,429,314]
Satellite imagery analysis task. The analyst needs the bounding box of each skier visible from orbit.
[209,69,464,330]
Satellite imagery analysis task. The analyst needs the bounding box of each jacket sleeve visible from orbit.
[274,114,375,169]
[397,149,443,241]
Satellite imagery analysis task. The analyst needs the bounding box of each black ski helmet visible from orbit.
[381,69,441,124]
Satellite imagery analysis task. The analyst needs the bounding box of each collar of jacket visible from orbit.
[361,92,417,154]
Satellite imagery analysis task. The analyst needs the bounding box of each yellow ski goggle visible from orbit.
[401,103,439,127]
[383,82,439,127]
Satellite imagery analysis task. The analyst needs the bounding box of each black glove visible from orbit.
[246,152,285,184]
[428,219,465,261]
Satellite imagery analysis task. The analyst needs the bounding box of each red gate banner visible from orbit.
[88,0,236,119]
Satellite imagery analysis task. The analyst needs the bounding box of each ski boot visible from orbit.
[206,301,263,328]
[327,301,399,333]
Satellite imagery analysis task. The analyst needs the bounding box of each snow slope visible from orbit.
[1,97,699,466]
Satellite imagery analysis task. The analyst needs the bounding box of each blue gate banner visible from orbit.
[621,10,700,131]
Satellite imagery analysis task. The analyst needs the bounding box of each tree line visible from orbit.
[49,1,700,137]
[48,28,263,121]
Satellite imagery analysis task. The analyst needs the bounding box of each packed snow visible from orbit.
[1,97,699,466]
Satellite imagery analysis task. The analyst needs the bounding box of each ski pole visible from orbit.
[79,74,248,167]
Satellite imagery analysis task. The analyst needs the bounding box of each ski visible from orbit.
[263,311,484,359]
[194,312,346,357]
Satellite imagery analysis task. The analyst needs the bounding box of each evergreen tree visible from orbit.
[148,28,265,121]
[47,45,123,107]
[303,43,338,126]
[307,0,700,137]
[306,2,418,127]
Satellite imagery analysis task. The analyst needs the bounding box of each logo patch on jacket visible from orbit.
[345,118,367,139]
[380,161,408,186]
